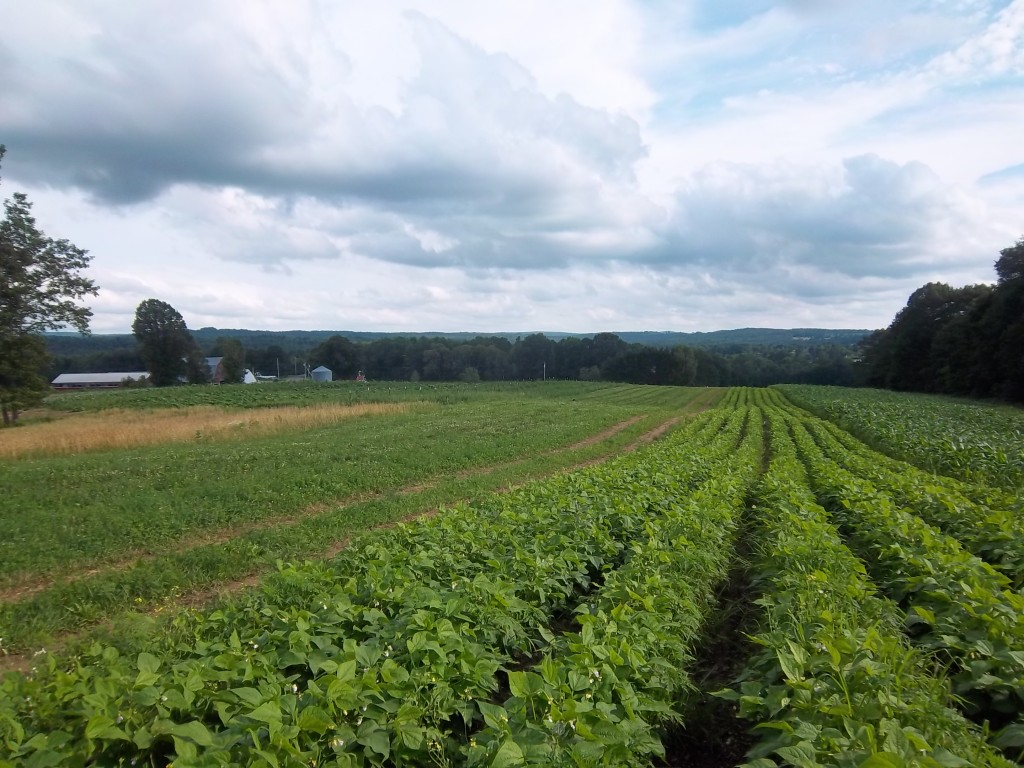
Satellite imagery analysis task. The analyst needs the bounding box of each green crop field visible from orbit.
[2,383,1023,766]
[0,382,713,649]
[777,384,1024,494]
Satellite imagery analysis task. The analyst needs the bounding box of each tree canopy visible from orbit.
[212,336,246,383]
[996,237,1024,284]
[131,299,196,386]
[862,234,1024,402]
[0,145,98,423]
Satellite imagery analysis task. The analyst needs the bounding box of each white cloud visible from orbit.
[0,0,1019,335]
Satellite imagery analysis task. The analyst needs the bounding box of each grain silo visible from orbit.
[311,365,333,383]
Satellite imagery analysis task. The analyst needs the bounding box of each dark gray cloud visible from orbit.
[0,3,646,236]
[2,3,313,202]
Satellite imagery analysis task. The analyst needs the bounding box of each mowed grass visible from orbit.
[0,383,703,588]
[0,402,418,459]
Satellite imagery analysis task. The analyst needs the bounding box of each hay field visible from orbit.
[0,402,417,458]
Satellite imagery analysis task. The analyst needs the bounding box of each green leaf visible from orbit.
[134,651,163,687]
[399,722,425,750]
[491,738,526,768]
[477,701,508,731]
[158,719,214,747]
[929,750,970,768]
[777,649,802,681]
[137,652,161,675]
[381,658,410,685]
[84,715,127,742]
[246,701,283,724]
[358,725,390,758]
[857,754,904,767]
[232,687,264,707]
[336,660,358,682]
[22,750,68,768]
[775,741,820,768]
[507,671,544,699]
[994,723,1024,749]
[297,706,333,735]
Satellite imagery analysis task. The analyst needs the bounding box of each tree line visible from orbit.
[119,306,862,388]
[860,236,1024,402]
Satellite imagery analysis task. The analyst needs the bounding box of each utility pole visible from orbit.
[543,362,546,381]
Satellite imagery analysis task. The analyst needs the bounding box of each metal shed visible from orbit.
[52,372,150,390]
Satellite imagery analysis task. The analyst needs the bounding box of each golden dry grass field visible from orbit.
[0,401,418,459]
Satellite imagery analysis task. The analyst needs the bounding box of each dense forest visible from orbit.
[860,236,1024,403]
[47,329,865,388]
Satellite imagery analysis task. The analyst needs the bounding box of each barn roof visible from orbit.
[52,372,150,385]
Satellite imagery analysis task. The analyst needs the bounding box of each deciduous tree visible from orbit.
[212,336,246,383]
[131,299,195,386]
[0,145,98,424]
[310,335,360,378]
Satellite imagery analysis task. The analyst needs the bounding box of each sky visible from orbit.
[1,0,1022,334]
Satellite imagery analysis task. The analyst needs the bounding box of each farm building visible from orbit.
[204,357,226,384]
[311,365,333,382]
[52,372,150,390]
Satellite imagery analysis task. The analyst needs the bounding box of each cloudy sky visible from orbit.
[2,1,1021,334]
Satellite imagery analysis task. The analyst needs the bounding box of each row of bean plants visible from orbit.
[0,406,751,766]
[464,407,763,765]
[797,416,1024,589]
[776,385,1024,495]
[787,412,1024,756]
[721,401,1011,767]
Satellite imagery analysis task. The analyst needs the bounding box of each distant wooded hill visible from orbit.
[44,326,871,388]
[46,326,869,357]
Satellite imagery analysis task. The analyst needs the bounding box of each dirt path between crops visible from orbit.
[0,391,721,673]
